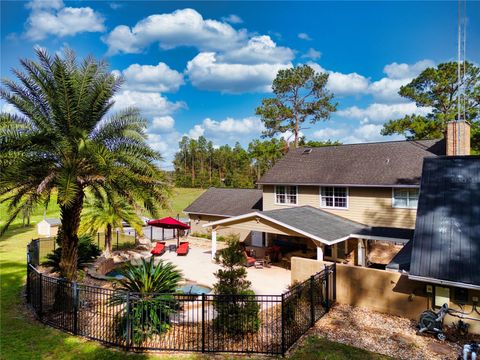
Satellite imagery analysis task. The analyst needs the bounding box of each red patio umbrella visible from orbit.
[147,217,190,246]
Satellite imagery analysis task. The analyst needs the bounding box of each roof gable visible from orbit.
[258,139,445,186]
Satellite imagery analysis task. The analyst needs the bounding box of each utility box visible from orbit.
[434,286,450,307]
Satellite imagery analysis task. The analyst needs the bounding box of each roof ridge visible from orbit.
[297,138,442,150]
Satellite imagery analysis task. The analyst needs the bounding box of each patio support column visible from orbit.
[332,244,338,262]
[211,226,217,261]
[357,239,366,267]
[316,245,324,261]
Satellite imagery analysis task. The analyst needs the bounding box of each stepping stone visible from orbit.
[428,342,452,356]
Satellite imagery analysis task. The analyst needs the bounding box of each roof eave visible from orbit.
[257,182,420,188]
[408,274,480,291]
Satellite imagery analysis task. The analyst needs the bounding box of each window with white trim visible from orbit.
[275,185,297,205]
[392,188,419,209]
[320,187,348,208]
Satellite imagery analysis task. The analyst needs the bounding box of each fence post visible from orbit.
[281,293,286,356]
[310,275,315,327]
[332,263,337,302]
[150,226,153,241]
[26,263,31,304]
[38,273,43,320]
[125,292,131,350]
[201,293,205,353]
[324,265,330,312]
[116,231,119,250]
[97,232,100,248]
[72,282,79,335]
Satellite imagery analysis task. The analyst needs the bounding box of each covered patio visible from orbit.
[204,205,413,269]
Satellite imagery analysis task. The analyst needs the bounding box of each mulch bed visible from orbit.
[306,304,476,360]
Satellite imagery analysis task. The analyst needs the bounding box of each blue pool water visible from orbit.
[177,283,212,294]
[105,270,211,294]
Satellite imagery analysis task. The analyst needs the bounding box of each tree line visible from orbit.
[173,136,338,188]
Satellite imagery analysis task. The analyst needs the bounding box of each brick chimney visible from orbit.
[445,120,471,156]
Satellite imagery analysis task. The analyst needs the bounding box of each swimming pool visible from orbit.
[104,271,212,294]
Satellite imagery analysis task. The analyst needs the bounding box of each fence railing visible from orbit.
[26,239,335,355]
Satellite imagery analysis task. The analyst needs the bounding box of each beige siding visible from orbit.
[216,217,304,237]
[263,185,416,228]
[188,214,251,241]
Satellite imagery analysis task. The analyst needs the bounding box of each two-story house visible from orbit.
[184,121,471,270]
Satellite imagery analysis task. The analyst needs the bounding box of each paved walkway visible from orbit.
[153,240,291,295]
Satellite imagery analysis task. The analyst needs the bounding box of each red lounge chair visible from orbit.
[244,251,256,267]
[176,242,189,256]
[151,242,166,256]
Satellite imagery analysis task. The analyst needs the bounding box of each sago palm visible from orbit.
[0,49,170,279]
[81,190,144,257]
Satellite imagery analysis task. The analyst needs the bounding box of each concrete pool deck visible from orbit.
[151,240,292,295]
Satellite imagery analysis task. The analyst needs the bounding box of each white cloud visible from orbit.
[218,35,294,65]
[146,130,183,169]
[103,8,246,54]
[313,127,345,139]
[383,59,434,79]
[188,125,205,139]
[369,60,434,102]
[109,2,123,10]
[186,52,292,93]
[112,90,185,116]
[151,116,175,132]
[187,116,264,141]
[25,0,105,40]
[309,63,370,96]
[337,102,431,123]
[301,48,321,60]
[221,14,243,24]
[298,33,312,41]
[112,62,184,93]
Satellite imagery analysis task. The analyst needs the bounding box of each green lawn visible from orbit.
[0,187,390,360]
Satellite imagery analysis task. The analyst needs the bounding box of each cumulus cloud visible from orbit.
[313,127,345,139]
[187,116,264,141]
[103,8,246,54]
[383,59,434,79]
[146,130,183,169]
[25,0,105,40]
[112,90,185,116]
[337,102,431,123]
[218,35,294,65]
[309,63,369,96]
[151,116,175,132]
[301,48,321,60]
[369,59,435,102]
[112,62,184,93]
[298,33,312,41]
[186,52,292,93]
[221,14,243,24]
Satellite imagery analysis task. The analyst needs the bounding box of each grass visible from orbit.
[0,188,388,360]
[289,336,393,360]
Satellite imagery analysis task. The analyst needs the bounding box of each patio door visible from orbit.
[251,231,264,247]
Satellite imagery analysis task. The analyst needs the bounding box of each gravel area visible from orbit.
[309,304,465,360]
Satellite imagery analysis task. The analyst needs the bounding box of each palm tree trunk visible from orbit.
[59,191,84,280]
[105,224,112,258]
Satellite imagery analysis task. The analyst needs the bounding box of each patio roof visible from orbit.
[204,205,412,245]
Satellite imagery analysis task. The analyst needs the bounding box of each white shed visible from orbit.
[37,218,61,237]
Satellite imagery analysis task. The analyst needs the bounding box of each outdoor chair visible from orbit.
[176,241,189,256]
[151,242,166,256]
[244,251,256,267]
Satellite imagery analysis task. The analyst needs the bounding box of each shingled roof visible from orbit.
[409,156,480,289]
[183,187,262,217]
[257,139,445,186]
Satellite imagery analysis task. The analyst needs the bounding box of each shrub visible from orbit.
[43,234,101,272]
[212,235,260,335]
[110,258,182,344]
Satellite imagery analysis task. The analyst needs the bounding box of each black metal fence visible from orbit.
[26,239,335,355]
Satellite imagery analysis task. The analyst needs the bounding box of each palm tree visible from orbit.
[0,49,170,279]
[81,190,144,258]
[111,258,183,343]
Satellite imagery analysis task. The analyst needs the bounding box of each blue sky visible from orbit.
[2,1,479,169]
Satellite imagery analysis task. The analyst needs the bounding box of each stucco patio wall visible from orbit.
[291,257,480,334]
